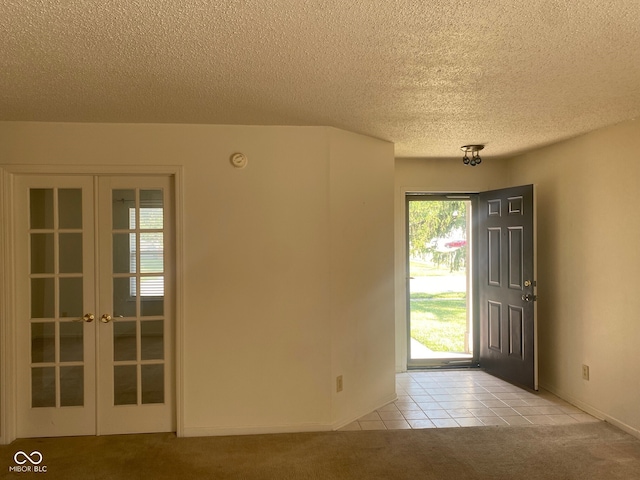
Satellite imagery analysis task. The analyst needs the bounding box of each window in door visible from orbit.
[127,196,164,297]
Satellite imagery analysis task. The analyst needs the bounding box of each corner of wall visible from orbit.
[328,128,396,427]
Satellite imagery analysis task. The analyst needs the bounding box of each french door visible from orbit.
[15,174,175,438]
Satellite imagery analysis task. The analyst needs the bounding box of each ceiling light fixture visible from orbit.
[461,145,484,166]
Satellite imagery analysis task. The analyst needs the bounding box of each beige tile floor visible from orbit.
[340,370,599,431]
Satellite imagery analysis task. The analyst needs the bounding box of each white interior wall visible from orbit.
[329,129,396,427]
[179,125,332,435]
[0,122,395,438]
[507,119,640,437]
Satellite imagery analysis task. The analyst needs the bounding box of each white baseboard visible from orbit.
[541,382,640,440]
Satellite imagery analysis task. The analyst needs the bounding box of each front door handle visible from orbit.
[521,294,537,302]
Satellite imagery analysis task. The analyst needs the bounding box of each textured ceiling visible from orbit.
[2,1,640,158]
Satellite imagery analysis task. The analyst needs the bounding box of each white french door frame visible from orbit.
[0,165,185,444]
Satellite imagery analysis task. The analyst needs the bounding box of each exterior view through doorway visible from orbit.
[407,195,476,368]
[406,186,537,390]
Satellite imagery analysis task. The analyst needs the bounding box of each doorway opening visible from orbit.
[13,174,176,438]
[406,194,476,368]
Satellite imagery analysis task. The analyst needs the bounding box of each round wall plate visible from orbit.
[230,153,248,168]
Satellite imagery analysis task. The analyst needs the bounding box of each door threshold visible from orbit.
[407,362,480,371]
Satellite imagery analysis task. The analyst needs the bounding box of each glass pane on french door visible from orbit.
[29,188,86,408]
[111,188,165,406]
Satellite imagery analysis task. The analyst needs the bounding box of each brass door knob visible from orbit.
[100,314,112,323]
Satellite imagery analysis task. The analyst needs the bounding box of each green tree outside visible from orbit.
[408,200,467,272]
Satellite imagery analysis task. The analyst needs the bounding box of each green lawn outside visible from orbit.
[409,260,467,353]
[410,292,467,353]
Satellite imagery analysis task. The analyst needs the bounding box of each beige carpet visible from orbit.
[3,422,640,479]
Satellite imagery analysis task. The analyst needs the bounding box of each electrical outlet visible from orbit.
[336,375,343,392]
[582,364,590,380]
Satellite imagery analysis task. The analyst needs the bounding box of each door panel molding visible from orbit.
[508,305,524,358]
[508,227,524,289]
[488,227,501,286]
[488,301,501,351]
